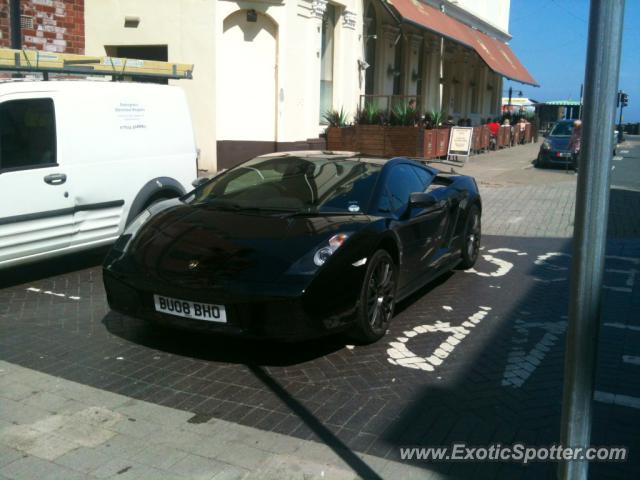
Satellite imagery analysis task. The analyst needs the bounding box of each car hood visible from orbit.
[127,204,370,287]
[546,136,571,151]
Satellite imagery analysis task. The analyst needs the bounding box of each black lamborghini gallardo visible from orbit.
[103,152,481,343]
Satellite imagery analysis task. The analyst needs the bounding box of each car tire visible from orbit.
[458,205,481,269]
[350,249,397,344]
[534,155,543,168]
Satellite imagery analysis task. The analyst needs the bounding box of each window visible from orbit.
[470,66,480,113]
[364,3,377,95]
[191,156,382,214]
[409,165,434,189]
[0,99,56,171]
[319,4,336,123]
[384,164,424,216]
[415,41,424,100]
[453,78,463,113]
[105,45,169,84]
[392,36,404,96]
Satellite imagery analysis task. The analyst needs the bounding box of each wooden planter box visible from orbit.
[330,125,450,159]
[472,126,483,152]
[423,129,436,158]
[482,125,490,150]
[326,126,356,151]
[384,126,424,157]
[497,125,510,148]
[355,125,385,156]
[435,127,450,157]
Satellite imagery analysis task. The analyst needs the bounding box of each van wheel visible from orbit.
[125,192,177,226]
[143,195,172,210]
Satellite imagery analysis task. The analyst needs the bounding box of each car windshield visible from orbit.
[187,156,382,214]
[550,122,573,136]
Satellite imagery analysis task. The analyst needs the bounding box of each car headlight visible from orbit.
[542,140,552,150]
[112,210,151,252]
[313,233,350,267]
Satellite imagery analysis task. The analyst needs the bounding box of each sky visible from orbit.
[506,0,639,122]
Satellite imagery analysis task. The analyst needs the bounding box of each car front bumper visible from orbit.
[103,268,359,341]
[538,149,575,166]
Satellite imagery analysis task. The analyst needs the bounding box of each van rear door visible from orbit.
[0,95,75,268]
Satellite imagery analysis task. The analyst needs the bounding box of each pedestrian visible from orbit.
[518,117,527,144]
[488,118,500,150]
[569,119,582,172]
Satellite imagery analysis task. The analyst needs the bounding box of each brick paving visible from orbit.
[1,234,639,479]
[1,140,639,479]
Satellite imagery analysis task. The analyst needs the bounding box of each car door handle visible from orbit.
[44,173,67,185]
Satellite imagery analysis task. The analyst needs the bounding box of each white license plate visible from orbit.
[557,152,572,157]
[153,295,227,323]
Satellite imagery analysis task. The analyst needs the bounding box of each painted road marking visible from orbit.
[613,156,623,161]
[26,287,81,301]
[465,248,524,278]
[533,253,638,292]
[595,391,640,410]
[604,323,640,333]
[623,355,640,366]
[619,150,629,154]
[387,306,492,372]
[501,318,567,388]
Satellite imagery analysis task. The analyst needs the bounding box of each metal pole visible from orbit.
[558,1,625,479]
[579,84,584,119]
[9,0,21,49]
[618,97,624,142]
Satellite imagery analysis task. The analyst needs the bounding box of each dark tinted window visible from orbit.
[190,156,382,214]
[410,165,434,189]
[550,122,573,136]
[385,164,424,216]
[0,98,56,170]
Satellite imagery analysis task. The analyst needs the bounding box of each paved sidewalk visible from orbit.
[0,361,437,480]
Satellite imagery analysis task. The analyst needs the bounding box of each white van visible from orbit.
[0,80,197,269]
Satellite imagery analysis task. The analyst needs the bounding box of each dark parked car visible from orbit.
[103,152,482,343]
[535,119,576,169]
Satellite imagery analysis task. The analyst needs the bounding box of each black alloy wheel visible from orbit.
[351,249,397,343]
[459,205,481,269]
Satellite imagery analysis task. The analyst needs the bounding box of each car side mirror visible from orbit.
[191,169,227,188]
[191,177,209,188]
[409,192,437,209]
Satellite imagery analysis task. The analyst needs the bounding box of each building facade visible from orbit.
[0,0,84,54]
[4,1,535,172]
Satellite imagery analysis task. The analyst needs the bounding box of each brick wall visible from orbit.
[0,0,84,54]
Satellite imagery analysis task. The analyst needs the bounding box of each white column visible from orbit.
[380,24,400,96]
[311,0,327,128]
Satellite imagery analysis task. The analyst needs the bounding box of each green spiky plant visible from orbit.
[356,102,384,125]
[322,107,348,127]
[390,103,419,126]
[426,110,444,128]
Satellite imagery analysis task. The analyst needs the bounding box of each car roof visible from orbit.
[256,151,445,173]
[257,150,388,166]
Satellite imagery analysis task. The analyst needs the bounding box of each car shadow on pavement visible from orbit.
[101,270,455,366]
[0,246,109,289]
[102,311,347,366]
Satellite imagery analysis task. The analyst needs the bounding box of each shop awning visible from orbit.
[385,0,539,86]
